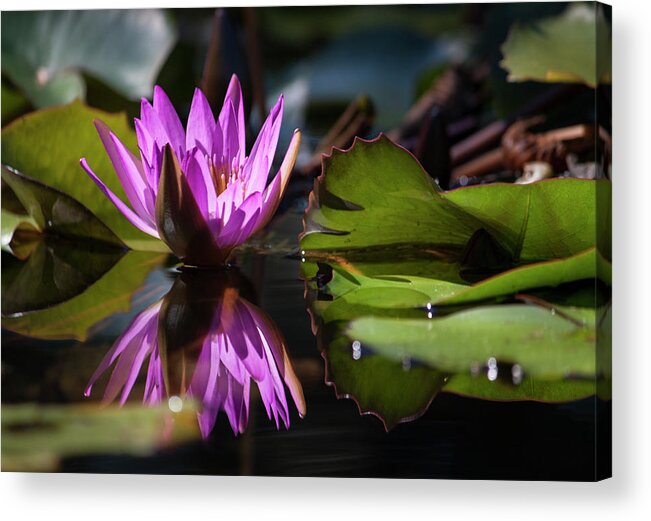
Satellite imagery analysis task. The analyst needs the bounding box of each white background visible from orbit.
[1,0,650,519]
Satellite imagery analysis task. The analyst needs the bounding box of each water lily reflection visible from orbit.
[85,270,306,438]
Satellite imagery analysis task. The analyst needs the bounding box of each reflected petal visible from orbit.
[87,270,304,438]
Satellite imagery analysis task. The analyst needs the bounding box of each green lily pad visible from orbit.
[439,247,610,305]
[2,250,166,341]
[1,208,38,253]
[500,4,611,88]
[301,135,484,255]
[443,374,596,403]
[347,304,597,379]
[443,179,611,263]
[2,166,124,248]
[1,102,166,251]
[300,135,608,263]
[1,9,176,108]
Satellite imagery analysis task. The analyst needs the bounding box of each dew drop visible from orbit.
[511,364,524,385]
[487,367,498,381]
[402,358,412,371]
[352,340,362,360]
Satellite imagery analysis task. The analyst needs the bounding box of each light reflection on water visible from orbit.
[1,247,605,478]
[84,269,306,439]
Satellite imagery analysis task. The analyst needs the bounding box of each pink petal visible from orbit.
[216,180,245,224]
[220,101,241,170]
[80,158,159,238]
[183,148,216,221]
[186,88,216,156]
[216,191,262,249]
[141,98,180,157]
[153,85,186,156]
[134,118,162,188]
[251,129,302,234]
[219,75,246,166]
[242,95,284,195]
[94,120,155,221]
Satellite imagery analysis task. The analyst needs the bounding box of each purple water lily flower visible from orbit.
[80,75,301,266]
[84,271,306,438]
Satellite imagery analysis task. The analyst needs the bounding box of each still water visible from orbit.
[1,207,608,480]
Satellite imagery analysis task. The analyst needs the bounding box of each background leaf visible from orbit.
[1,83,32,125]
[1,102,167,251]
[1,9,176,108]
[499,4,611,88]
[1,403,199,472]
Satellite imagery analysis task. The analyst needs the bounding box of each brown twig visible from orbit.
[201,9,227,113]
[388,66,479,144]
[300,95,374,176]
[451,118,597,182]
[515,293,587,328]
[450,84,579,166]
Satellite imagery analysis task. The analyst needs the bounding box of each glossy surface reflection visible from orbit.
[85,269,306,438]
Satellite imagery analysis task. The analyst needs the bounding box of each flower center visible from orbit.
[209,159,243,197]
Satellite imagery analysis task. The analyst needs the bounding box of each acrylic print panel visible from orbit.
[1,2,611,480]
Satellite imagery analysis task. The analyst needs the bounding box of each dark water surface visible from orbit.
[1,210,608,480]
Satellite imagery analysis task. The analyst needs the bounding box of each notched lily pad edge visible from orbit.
[299,133,439,246]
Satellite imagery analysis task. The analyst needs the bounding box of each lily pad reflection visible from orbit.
[304,259,601,428]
